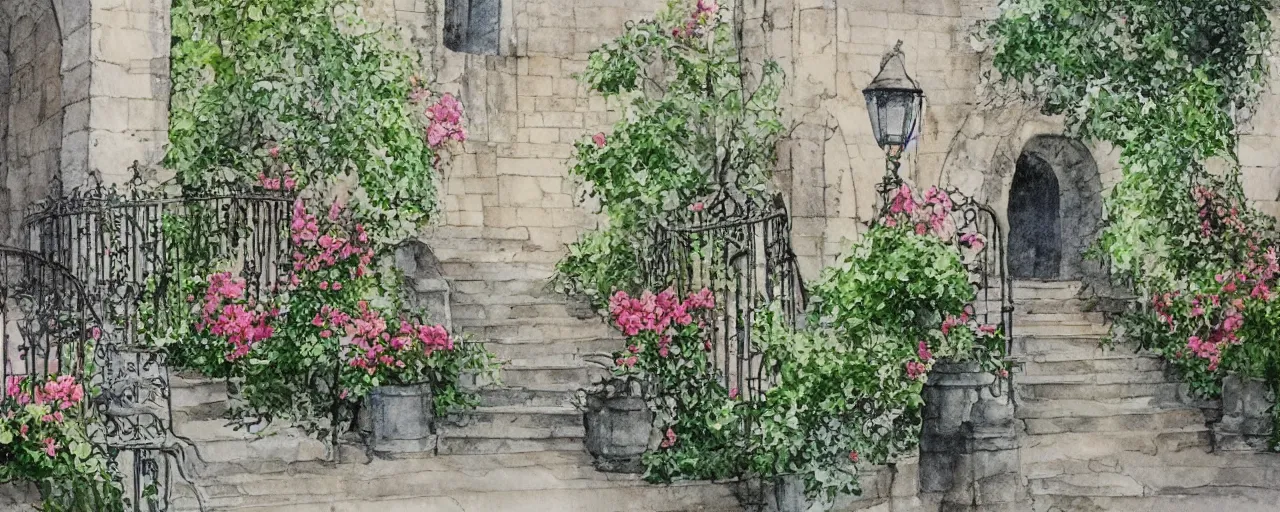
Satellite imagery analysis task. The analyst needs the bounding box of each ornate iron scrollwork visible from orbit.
[18,184,295,511]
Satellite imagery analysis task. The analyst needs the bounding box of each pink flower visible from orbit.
[332,282,343,291]
[320,281,330,291]
[592,132,607,148]
[90,326,101,340]
[269,146,281,158]
[320,330,332,339]
[917,341,934,362]
[42,438,57,457]
[729,387,739,399]
[906,361,927,380]
[689,202,705,212]
[848,451,859,463]
[960,232,986,252]
[661,428,677,448]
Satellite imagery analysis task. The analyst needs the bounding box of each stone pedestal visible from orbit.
[395,241,451,329]
[1214,375,1274,452]
[919,361,1021,512]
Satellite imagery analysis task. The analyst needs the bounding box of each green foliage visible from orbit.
[989,0,1280,440]
[554,0,785,304]
[170,0,447,241]
[0,375,123,512]
[983,0,1274,401]
[752,205,1007,502]
[162,0,493,438]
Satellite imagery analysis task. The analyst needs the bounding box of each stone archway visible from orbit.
[0,0,65,243]
[1006,136,1104,281]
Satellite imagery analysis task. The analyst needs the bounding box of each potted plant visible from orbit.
[577,370,653,474]
[352,323,500,455]
[0,374,123,511]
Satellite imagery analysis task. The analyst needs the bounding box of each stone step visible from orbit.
[436,436,586,455]
[1013,311,1107,324]
[1016,397,1198,419]
[1021,430,1211,468]
[485,338,622,367]
[1012,280,1083,300]
[1013,298,1091,315]
[459,322,618,345]
[1014,321,1111,338]
[1021,408,1208,435]
[452,302,579,322]
[1014,336,1145,361]
[171,374,231,424]
[499,365,608,392]
[476,387,577,408]
[1019,356,1165,377]
[1015,370,1169,386]
[1026,472,1146,498]
[169,450,743,511]
[174,420,329,465]
[444,405,582,432]
[1015,381,1186,401]
[437,405,585,447]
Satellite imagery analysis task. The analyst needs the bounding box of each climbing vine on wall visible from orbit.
[170,0,460,242]
[552,0,785,306]
[987,0,1280,439]
[163,0,498,438]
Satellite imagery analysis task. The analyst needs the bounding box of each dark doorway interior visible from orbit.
[1008,152,1061,279]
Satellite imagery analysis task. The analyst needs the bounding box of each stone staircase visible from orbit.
[1009,280,1220,511]
[437,255,617,456]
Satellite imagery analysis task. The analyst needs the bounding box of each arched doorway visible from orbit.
[1008,152,1061,279]
[1007,136,1103,280]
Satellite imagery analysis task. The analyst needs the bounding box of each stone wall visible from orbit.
[0,0,63,242]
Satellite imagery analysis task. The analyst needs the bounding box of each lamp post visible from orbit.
[863,41,924,210]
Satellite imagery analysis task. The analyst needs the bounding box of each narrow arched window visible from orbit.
[444,0,500,55]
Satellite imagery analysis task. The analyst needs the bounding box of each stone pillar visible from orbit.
[395,240,452,329]
[1214,375,1274,451]
[919,361,1021,512]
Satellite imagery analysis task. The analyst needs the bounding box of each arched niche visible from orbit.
[1007,135,1104,280]
[0,0,66,243]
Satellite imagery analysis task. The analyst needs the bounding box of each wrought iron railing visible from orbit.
[19,186,295,512]
[25,187,294,348]
[949,193,1014,351]
[641,191,806,403]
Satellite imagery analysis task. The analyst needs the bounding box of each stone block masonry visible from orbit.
[10,0,1280,510]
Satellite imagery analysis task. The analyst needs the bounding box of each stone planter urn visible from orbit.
[364,383,436,454]
[772,474,810,512]
[1214,375,1274,451]
[582,388,653,473]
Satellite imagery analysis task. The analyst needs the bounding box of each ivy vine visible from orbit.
[987,0,1280,439]
[170,0,453,242]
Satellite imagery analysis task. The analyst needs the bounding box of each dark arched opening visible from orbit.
[1008,151,1061,279]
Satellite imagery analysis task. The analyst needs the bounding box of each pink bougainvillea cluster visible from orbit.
[608,288,715,338]
[336,300,454,376]
[190,197,462,392]
[881,184,990,255]
[408,83,467,149]
[1143,184,1280,374]
[1,374,87,458]
[672,0,718,38]
[604,287,722,455]
[198,272,276,361]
